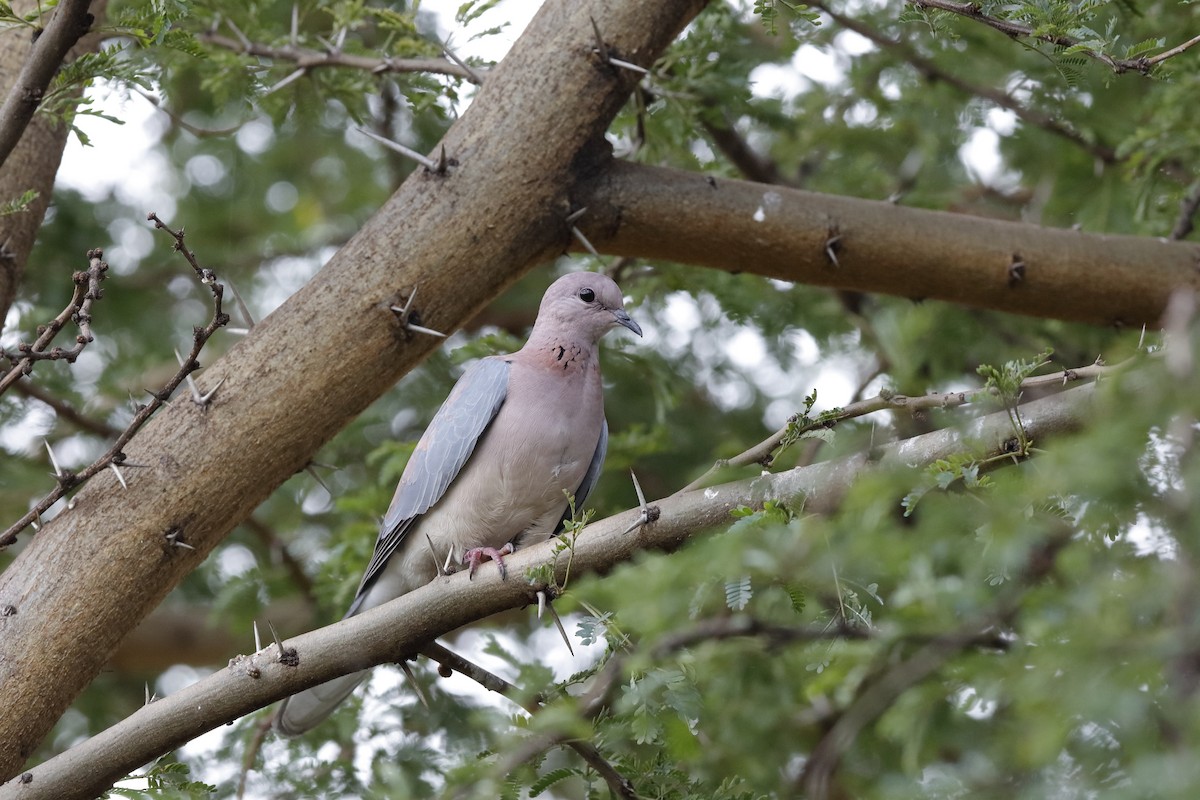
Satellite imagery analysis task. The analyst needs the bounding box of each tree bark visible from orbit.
[577,161,1200,327]
[0,370,1113,799]
[0,0,706,780]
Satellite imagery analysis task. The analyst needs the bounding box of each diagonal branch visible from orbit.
[0,373,1120,799]
[0,0,94,169]
[796,523,1073,798]
[0,224,230,548]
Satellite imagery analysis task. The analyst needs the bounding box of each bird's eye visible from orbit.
[578,288,596,303]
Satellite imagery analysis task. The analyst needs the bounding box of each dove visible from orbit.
[275,271,641,735]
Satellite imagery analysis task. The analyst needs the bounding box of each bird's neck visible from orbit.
[517,331,599,373]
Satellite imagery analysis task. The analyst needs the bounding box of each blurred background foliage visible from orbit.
[2,0,1199,797]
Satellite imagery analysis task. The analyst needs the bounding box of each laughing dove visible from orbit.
[274,271,641,735]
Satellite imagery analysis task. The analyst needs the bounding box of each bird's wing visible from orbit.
[351,357,510,604]
[555,417,608,534]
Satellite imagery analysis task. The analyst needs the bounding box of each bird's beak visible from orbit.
[612,308,642,337]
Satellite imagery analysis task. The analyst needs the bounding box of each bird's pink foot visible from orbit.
[463,542,515,579]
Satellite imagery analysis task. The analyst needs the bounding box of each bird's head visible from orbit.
[533,271,642,343]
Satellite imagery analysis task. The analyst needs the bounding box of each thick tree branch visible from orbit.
[0,0,93,169]
[0,0,706,780]
[0,374,1117,799]
[576,160,1200,326]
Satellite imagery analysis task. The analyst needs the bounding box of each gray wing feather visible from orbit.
[350,357,510,606]
[555,417,608,534]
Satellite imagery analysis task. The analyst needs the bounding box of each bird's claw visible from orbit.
[463,543,515,579]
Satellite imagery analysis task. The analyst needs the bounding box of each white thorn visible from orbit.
[305,464,332,496]
[227,279,256,329]
[197,376,225,405]
[630,469,646,507]
[254,620,262,652]
[608,56,649,75]
[442,43,483,84]
[405,323,447,338]
[43,439,63,477]
[264,67,307,96]
[109,462,128,490]
[546,600,574,657]
[400,661,430,710]
[356,127,439,171]
[537,590,546,620]
[570,225,601,258]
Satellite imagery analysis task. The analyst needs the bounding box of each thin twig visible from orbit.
[421,642,636,799]
[811,1,1117,163]
[908,0,1197,75]
[0,220,230,548]
[198,31,480,82]
[677,355,1126,494]
[0,250,108,394]
[796,525,1072,798]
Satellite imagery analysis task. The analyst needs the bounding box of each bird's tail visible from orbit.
[273,669,368,737]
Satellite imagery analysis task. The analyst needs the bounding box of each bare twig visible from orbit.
[0,250,108,395]
[0,220,230,548]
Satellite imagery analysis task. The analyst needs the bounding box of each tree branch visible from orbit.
[907,0,1197,75]
[576,160,1200,326]
[797,522,1073,798]
[0,228,229,548]
[10,380,120,438]
[421,643,637,800]
[812,1,1117,164]
[0,0,94,169]
[679,355,1122,493]
[197,30,482,84]
[0,374,1120,799]
[0,249,107,394]
[1172,181,1200,241]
